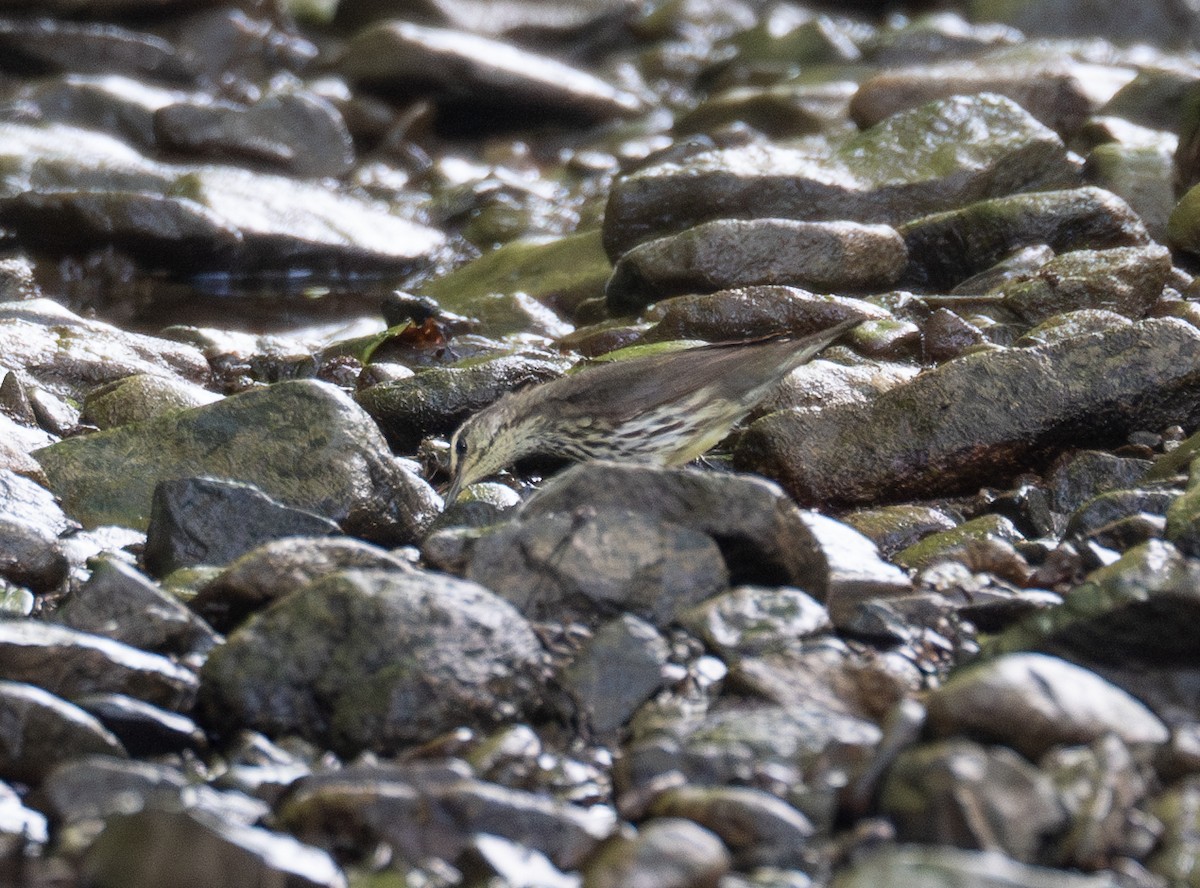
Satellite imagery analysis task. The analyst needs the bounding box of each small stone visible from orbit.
[562,615,670,733]
[679,585,831,659]
[0,682,125,784]
[73,694,207,757]
[581,818,731,888]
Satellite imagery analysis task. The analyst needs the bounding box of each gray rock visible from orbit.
[144,477,341,576]
[679,585,831,660]
[280,767,614,870]
[562,614,670,733]
[190,536,415,632]
[0,17,192,83]
[900,187,1149,289]
[926,652,1168,759]
[74,694,207,756]
[57,557,219,656]
[965,0,1200,48]
[1086,141,1176,243]
[843,505,959,557]
[1168,481,1200,556]
[338,21,641,121]
[864,13,1022,66]
[639,287,887,345]
[0,469,72,591]
[0,620,198,710]
[0,682,125,784]
[356,354,567,452]
[674,80,856,139]
[1047,450,1153,515]
[0,780,47,857]
[832,845,1119,888]
[81,807,345,888]
[200,568,546,754]
[81,373,221,430]
[648,785,813,869]
[880,738,1065,861]
[581,818,731,888]
[1149,776,1200,885]
[154,91,354,178]
[334,0,637,39]
[894,515,1025,571]
[12,73,180,150]
[603,94,1075,258]
[35,379,440,544]
[170,8,317,86]
[737,319,1200,506]
[606,220,906,314]
[1065,488,1173,541]
[467,507,729,625]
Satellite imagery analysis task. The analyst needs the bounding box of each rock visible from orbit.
[170,8,317,86]
[0,682,125,784]
[679,585,831,659]
[965,0,1200,47]
[843,505,959,557]
[832,845,1120,888]
[880,738,1065,860]
[81,374,222,430]
[674,81,856,139]
[281,766,614,871]
[736,319,1200,506]
[997,245,1172,323]
[337,21,641,123]
[80,807,346,888]
[0,414,54,482]
[639,287,887,344]
[864,13,1022,66]
[190,536,415,632]
[0,780,47,857]
[73,694,207,757]
[561,615,670,733]
[200,568,546,754]
[1085,141,1176,243]
[1047,450,1153,515]
[0,298,208,402]
[35,380,440,544]
[13,73,180,151]
[894,515,1025,570]
[603,94,1075,258]
[356,354,567,452]
[0,620,198,710]
[143,477,341,576]
[1064,488,1173,541]
[605,220,906,314]
[648,785,813,869]
[334,0,637,39]
[467,507,729,625]
[851,59,1135,136]
[1149,776,1200,885]
[926,652,1168,759]
[0,468,72,591]
[900,187,1150,289]
[0,18,193,84]
[154,91,354,178]
[57,557,219,657]
[581,818,731,888]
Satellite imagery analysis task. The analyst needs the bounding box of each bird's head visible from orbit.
[444,396,538,503]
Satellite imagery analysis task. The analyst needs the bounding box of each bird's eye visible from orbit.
[455,438,468,456]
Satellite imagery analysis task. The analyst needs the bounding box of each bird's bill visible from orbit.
[443,474,465,505]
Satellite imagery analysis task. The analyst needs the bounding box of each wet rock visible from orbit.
[648,785,813,869]
[951,244,1056,295]
[926,653,1168,759]
[832,845,1120,888]
[864,13,1023,66]
[1085,142,1176,243]
[335,0,637,40]
[0,468,72,591]
[900,187,1149,289]
[562,614,670,733]
[0,298,208,402]
[754,357,920,419]
[0,682,125,784]
[1047,450,1153,514]
[967,0,1200,47]
[13,73,181,150]
[338,21,641,123]
[851,59,1135,136]
[0,18,192,84]
[581,818,730,888]
[35,380,440,544]
[143,477,341,576]
[1167,479,1200,556]
[418,230,611,331]
[921,308,988,362]
[190,536,415,632]
[80,807,345,888]
[879,738,1065,861]
[0,620,198,710]
[997,245,1172,323]
[606,220,906,314]
[57,557,217,657]
[1015,309,1133,346]
[674,80,857,139]
[1165,179,1200,257]
[843,505,959,557]
[603,94,1075,258]
[280,765,613,870]
[1064,488,1173,541]
[894,515,1025,570]
[991,540,1200,664]
[170,8,318,86]
[0,780,47,857]
[679,586,831,660]
[639,287,886,344]
[200,568,546,754]
[1149,776,1200,885]
[154,91,354,178]
[356,354,567,452]
[81,374,222,430]
[737,319,1200,506]
[460,834,576,888]
[522,463,910,604]
[74,694,207,757]
[467,507,728,626]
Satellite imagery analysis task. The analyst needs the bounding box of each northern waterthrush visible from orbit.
[445,318,860,501]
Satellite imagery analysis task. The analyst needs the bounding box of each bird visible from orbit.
[444,318,861,502]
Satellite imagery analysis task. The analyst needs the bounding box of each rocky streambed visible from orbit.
[2,1,1200,887]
